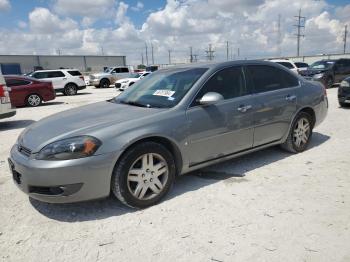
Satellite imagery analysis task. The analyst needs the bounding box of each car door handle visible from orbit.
[237,105,252,113]
[285,95,296,101]
[63,77,67,80]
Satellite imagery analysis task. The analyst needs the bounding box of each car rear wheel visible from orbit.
[111,142,176,208]
[26,94,42,107]
[64,84,77,96]
[281,112,313,153]
[100,79,110,88]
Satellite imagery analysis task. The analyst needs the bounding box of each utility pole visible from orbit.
[226,41,229,61]
[56,49,61,56]
[277,14,282,57]
[344,25,348,54]
[294,8,305,57]
[151,43,154,65]
[145,43,149,65]
[205,44,215,61]
[237,47,240,58]
[141,53,144,65]
[168,50,171,65]
[190,46,193,63]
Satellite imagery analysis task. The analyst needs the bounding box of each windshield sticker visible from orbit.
[153,90,175,97]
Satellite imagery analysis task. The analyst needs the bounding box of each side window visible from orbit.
[48,71,65,78]
[112,68,121,73]
[247,65,298,93]
[192,66,246,106]
[67,70,82,76]
[121,67,129,73]
[6,79,31,87]
[32,72,48,79]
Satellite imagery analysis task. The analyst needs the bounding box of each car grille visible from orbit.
[89,75,95,80]
[115,83,121,88]
[17,144,32,157]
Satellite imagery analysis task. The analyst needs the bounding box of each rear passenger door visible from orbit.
[245,65,299,147]
[47,71,67,90]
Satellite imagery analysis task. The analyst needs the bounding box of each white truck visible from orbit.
[0,70,16,120]
[89,66,134,88]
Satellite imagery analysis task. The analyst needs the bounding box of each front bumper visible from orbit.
[9,145,118,203]
[89,79,100,86]
[338,88,350,104]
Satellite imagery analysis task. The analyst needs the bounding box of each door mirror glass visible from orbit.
[199,92,224,105]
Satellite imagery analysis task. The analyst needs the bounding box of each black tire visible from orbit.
[281,112,313,153]
[339,101,347,107]
[326,77,333,89]
[26,94,42,107]
[64,84,78,96]
[99,79,110,88]
[111,142,176,208]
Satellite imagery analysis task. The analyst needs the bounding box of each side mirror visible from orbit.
[199,92,224,106]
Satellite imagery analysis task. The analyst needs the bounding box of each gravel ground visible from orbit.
[0,87,349,262]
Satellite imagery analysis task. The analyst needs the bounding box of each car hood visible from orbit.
[299,68,326,76]
[116,78,139,83]
[19,101,165,152]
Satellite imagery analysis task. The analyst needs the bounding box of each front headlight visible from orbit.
[340,80,350,88]
[36,136,102,160]
[313,73,324,79]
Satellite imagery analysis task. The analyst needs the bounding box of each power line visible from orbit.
[344,25,348,54]
[294,8,306,57]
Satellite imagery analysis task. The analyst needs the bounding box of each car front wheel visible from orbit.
[64,84,77,96]
[111,142,176,208]
[281,112,313,153]
[26,94,42,107]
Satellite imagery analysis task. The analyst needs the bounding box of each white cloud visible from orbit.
[0,0,10,11]
[18,21,27,29]
[29,8,78,34]
[1,0,349,65]
[54,0,116,18]
[131,1,144,12]
[116,2,129,25]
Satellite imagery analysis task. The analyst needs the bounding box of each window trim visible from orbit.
[6,78,32,87]
[187,65,251,109]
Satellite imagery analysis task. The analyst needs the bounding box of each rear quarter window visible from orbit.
[277,62,294,69]
[67,70,82,76]
[247,65,299,93]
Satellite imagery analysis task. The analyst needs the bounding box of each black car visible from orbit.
[338,76,350,107]
[299,58,350,88]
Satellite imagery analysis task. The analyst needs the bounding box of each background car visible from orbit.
[29,69,86,95]
[269,59,300,74]
[299,58,350,88]
[0,71,16,119]
[89,66,134,88]
[294,62,309,72]
[5,75,55,107]
[115,72,151,91]
[338,76,350,107]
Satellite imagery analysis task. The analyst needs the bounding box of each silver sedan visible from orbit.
[9,60,328,208]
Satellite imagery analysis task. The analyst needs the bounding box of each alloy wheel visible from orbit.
[27,94,41,107]
[293,117,311,148]
[127,153,169,200]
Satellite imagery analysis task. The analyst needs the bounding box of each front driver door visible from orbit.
[186,66,255,166]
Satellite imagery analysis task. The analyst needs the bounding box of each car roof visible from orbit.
[4,75,38,81]
[33,69,80,72]
[156,60,287,72]
[269,59,294,63]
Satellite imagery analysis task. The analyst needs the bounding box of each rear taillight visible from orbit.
[79,76,84,81]
[0,84,9,97]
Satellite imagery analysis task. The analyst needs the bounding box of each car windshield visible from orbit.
[104,67,112,73]
[310,61,334,69]
[113,68,208,108]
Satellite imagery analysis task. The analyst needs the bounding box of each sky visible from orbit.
[0,0,349,65]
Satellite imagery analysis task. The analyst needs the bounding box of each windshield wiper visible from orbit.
[119,100,151,108]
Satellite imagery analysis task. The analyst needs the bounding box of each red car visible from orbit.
[5,75,56,107]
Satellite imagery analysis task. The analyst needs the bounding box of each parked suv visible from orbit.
[9,61,328,208]
[299,59,350,88]
[29,69,86,95]
[269,59,299,74]
[338,76,350,107]
[89,66,134,88]
[0,71,16,120]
